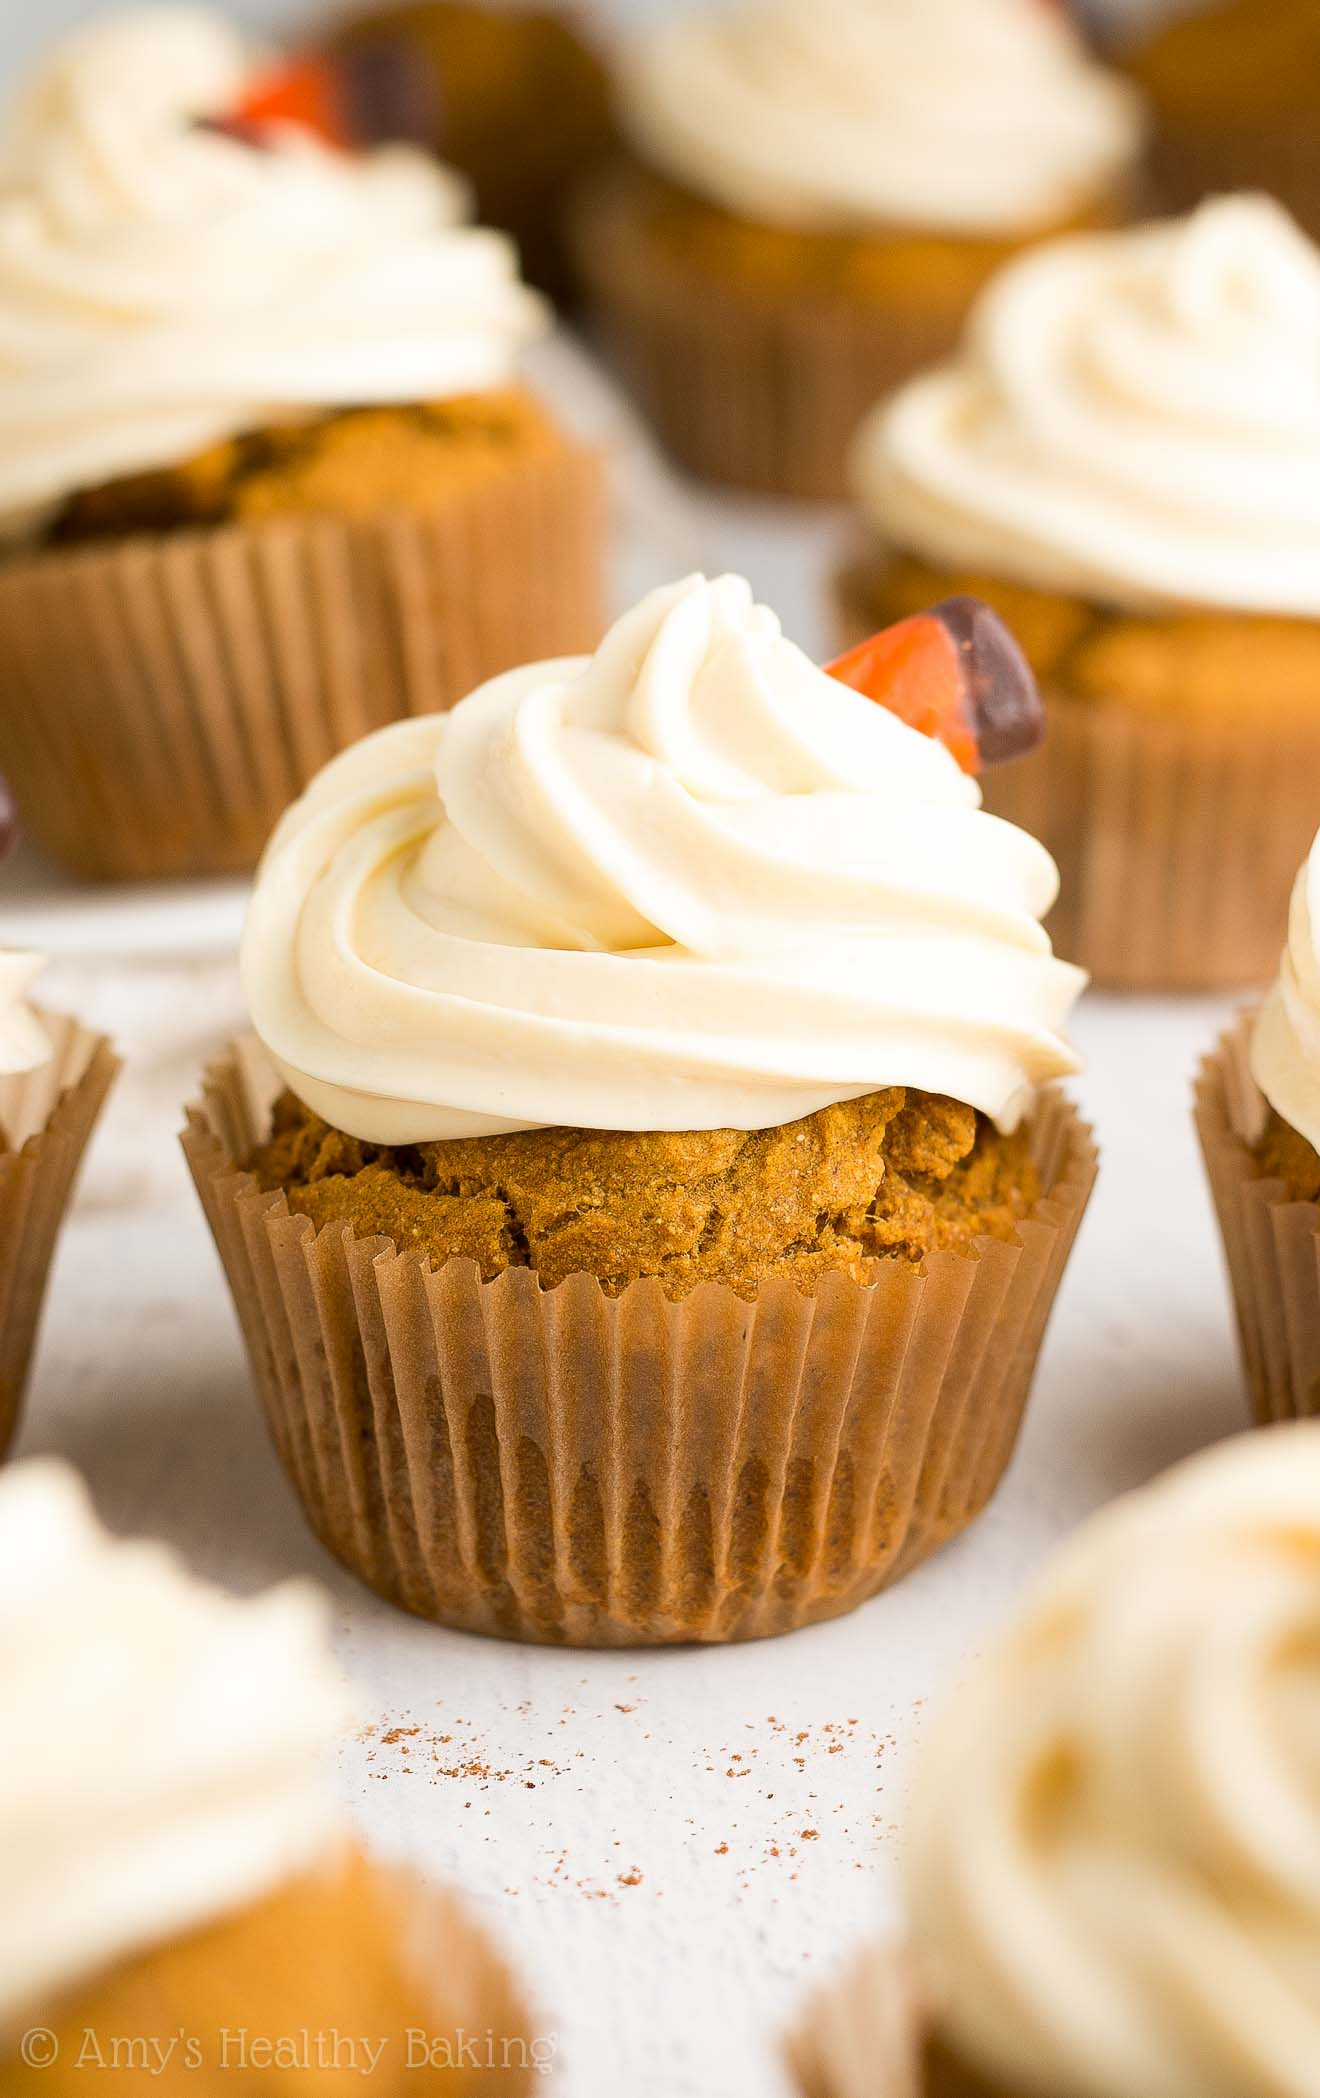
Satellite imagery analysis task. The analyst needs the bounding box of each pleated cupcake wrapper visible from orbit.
[572,177,996,502]
[182,1039,1096,1647]
[787,1945,1019,2098]
[1193,1015,1320,1426]
[0,1013,119,1457]
[836,566,1320,992]
[0,441,605,884]
[787,1944,924,2098]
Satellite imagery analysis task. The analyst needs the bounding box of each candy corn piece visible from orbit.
[824,597,1044,775]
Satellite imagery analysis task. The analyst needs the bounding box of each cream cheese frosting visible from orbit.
[907,1427,1320,2098]
[617,0,1142,237]
[0,1460,350,2030]
[0,5,546,538]
[241,574,1085,1145]
[855,195,1320,618]
[0,951,51,1079]
[1251,829,1320,1152]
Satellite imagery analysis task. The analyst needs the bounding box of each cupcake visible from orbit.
[0,6,604,885]
[573,0,1144,500]
[1125,0,1320,242]
[789,1426,1320,2098]
[0,1459,535,2091]
[1197,827,1320,1424]
[329,2,615,303]
[847,193,1320,991]
[183,573,1095,1647]
[0,805,118,1457]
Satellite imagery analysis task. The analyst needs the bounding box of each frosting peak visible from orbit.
[242,575,1084,1145]
[0,951,51,1080]
[0,1461,350,2029]
[908,1428,1320,2098]
[0,6,546,537]
[617,0,1142,237]
[856,196,1320,617]
[1251,829,1320,1151]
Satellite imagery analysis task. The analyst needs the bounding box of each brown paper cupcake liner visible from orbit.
[0,1013,119,1457]
[787,1943,1014,2098]
[0,442,605,883]
[572,174,1011,502]
[1194,1015,1320,1425]
[837,566,1319,992]
[182,1041,1096,1647]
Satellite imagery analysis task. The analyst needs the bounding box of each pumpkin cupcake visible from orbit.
[0,6,603,884]
[184,573,1094,1647]
[329,1,614,302]
[1197,825,1320,1424]
[0,1458,535,2094]
[573,0,1144,498]
[847,194,1320,990]
[1125,0,1320,241]
[790,1426,1320,2098]
[0,794,118,1458]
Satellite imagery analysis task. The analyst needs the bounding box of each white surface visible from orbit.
[5,479,1250,2098]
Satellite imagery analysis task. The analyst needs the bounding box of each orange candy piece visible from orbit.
[825,615,980,775]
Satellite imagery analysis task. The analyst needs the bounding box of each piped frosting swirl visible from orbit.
[242,574,1084,1145]
[856,196,1320,617]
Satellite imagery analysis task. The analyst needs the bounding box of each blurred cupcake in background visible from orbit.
[1198,827,1320,1425]
[328,2,615,302]
[1125,0,1320,240]
[184,573,1094,1647]
[574,0,1144,498]
[847,194,1320,990]
[0,785,118,1459]
[0,6,604,885]
[790,1425,1320,2098]
[0,1460,536,2092]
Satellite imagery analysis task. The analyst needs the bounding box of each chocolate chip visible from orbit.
[339,38,444,152]
[932,596,1045,767]
[0,776,16,865]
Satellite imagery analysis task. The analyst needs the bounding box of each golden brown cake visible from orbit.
[1125,0,1320,237]
[248,1085,1041,1301]
[51,390,568,541]
[2,1854,529,2096]
[331,1,614,300]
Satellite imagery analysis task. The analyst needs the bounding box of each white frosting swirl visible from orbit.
[617,0,1142,237]
[0,951,51,1079]
[0,6,546,537]
[1251,828,1320,1153]
[856,196,1320,618]
[0,1461,350,2030]
[907,1427,1320,2098]
[241,575,1084,1146]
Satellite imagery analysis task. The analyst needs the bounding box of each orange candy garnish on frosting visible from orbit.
[824,597,1044,776]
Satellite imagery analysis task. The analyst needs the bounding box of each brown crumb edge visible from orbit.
[49,388,564,544]
[1254,1103,1320,1203]
[246,1086,1041,1302]
[844,551,1320,721]
[611,161,1117,308]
